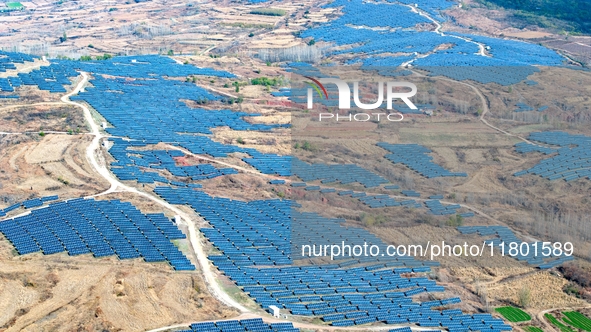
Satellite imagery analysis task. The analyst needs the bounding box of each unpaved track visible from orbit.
[410,69,539,146]
[398,2,486,68]
[60,72,249,314]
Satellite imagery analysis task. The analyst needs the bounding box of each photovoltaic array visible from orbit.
[424,200,462,216]
[3,53,296,184]
[377,143,468,178]
[0,195,59,217]
[0,50,38,72]
[0,198,194,270]
[292,158,389,188]
[300,0,564,85]
[108,138,236,185]
[184,318,300,332]
[152,187,510,329]
[513,131,591,182]
[0,53,75,93]
[357,194,421,209]
[458,226,573,269]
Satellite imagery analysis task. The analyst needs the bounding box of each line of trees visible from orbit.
[477,0,591,33]
[255,45,324,63]
[117,23,173,39]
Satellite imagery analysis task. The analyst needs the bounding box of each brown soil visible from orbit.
[0,134,107,210]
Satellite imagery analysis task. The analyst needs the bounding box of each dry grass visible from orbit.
[0,252,236,331]
[212,127,291,155]
[0,134,107,211]
[0,104,86,133]
[487,271,586,309]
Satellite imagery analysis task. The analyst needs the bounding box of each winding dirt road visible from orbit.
[59,72,249,314]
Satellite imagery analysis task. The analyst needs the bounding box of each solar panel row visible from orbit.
[0,198,194,270]
[188,318,299,332]
[514,131,591,182]
[378,143,468,179]
[152,186,508,329]
[457,226,573,269]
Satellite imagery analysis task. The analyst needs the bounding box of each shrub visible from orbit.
[301,141,315,152]
[446,214,464,227]
[251,77,279,87]
[518,286,531,308]
[95,53,112,60]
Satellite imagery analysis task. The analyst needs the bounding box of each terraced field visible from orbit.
[545,313,575,332]
[563,311,591,331]
[495,306,532,322]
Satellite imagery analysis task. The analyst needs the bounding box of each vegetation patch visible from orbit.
[495,306,531,322]
[250,77,282,87]
[249,8,286,16]
[562,311,591,331]
[476,0,591,33]
[545,313,575,332]
[6,2,24,9]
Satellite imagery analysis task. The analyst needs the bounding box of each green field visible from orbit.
[545,313,575,332]
[524,327,544,332]
[6,2,24,9]
[495,306,532,322]
[249,8,286,16]
[563,311,591,331]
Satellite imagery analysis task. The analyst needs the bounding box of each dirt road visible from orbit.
[60,72,249,314]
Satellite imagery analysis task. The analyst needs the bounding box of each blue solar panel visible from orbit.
[0,198,194,270]
[150,187,508,328]
[378,143,468,178]
[299,0,563,85]
[514,132,591,183]
[457,225,571,269]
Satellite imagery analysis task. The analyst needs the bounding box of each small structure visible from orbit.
[1,2,25,12]
[268,305,280,318]
[174,215,181,224]
[101,122,107,129]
